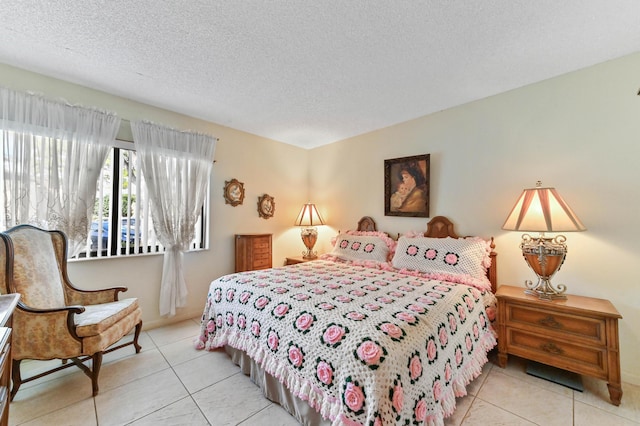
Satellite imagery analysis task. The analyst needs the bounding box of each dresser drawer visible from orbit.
[252,247,271,256]
[0,328,10,370]
[0,327,10,426]
[506,328,607,378]
[506,303,606,345]
[252,240,271,249]
[252,259,271,269]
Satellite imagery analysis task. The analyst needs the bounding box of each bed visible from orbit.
[196,216,498,426]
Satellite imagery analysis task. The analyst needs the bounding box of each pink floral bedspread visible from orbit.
[197,260,497,426]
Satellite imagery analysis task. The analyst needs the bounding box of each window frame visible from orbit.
[72,139,210,261]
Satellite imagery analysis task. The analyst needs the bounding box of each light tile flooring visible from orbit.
[9,318,640,425]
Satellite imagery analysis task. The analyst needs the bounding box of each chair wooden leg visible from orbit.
[10,323,142,399]
[10,359,22,401]
[91,352,103,397]
[133,321,142,353]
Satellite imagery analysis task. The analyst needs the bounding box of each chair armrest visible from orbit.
[17,301,85,315]
[12,302,86,360]
[64,285,128,306]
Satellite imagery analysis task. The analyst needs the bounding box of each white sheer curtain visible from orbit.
[0,87,121,256]
[131,121,216,317]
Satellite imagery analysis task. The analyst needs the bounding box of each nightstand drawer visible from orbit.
[506,328,607,378]
[506,304,606,345]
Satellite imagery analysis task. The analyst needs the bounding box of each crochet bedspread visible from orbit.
[197,260,497,426]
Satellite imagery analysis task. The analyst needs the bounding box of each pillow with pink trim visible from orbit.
[331,230,396,261]
[330,233,390,263]
[391,236,490,281]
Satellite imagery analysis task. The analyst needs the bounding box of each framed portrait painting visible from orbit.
[384,154,430,217]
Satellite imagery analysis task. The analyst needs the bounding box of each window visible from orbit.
[75,140,208,259]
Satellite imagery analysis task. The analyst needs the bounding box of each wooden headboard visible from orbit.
[354,215,497,293]
[357,216,377,232]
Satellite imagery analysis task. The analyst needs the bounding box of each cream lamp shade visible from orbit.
[502,184,586,233]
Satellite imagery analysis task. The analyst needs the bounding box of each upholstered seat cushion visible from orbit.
[74,298,139,337]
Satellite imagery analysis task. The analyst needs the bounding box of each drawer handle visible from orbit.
[541,342,564,355]
[538,316,562,329]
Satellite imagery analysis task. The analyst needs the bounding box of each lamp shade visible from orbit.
[294,203,325,227]
[502,182,586,233]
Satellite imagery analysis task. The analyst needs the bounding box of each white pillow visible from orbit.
[392,236,489,280]
[331,234,390,263]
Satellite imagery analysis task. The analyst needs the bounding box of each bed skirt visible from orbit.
[225,345,331,426]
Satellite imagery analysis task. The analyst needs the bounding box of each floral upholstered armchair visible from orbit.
[0,224,142,400]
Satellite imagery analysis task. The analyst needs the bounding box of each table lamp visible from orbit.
[502,181,586,300]
[294,203,325,259]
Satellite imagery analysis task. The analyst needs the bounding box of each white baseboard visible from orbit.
[622,369,640,387]
[142,309,203,331]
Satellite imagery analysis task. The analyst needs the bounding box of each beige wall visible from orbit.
[0,63,310,330]
[309,52,640,385]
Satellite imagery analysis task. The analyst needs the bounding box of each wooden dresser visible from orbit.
[235,234,272,272]
[0,294,19,426]
[496,285,622,405]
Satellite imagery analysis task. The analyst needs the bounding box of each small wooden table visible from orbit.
[496,285,622,405]
[285,256,319,265]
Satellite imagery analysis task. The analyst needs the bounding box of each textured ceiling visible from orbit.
[1,1,639,148]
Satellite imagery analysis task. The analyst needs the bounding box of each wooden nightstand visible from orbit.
[496,285,622,405]
[285,256,318,265]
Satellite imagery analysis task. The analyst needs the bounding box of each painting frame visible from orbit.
[257,194,275,219]
[223,178,245,206]
[384,154,430,217]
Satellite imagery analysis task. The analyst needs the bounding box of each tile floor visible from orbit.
[8,318,640,425]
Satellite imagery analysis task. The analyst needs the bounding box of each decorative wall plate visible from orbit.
[223,179,245,206]
[257,194,275,219]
